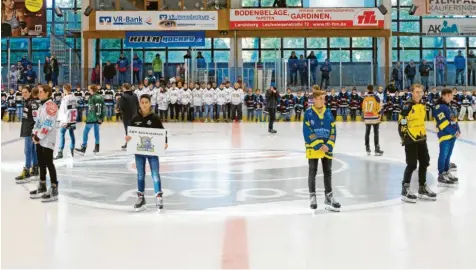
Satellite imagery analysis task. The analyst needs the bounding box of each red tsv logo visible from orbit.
[357,11,377,25]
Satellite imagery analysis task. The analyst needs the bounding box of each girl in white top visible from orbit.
[203,83,217,122]
[168,82,180,122]
[216,83,229,121]
[157,86,169,121]
[192,83,203,121]
[181,83,192,122]
[151,81,161,113]
[230,83,244,121]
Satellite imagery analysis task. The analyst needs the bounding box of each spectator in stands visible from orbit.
[144,70,156,86]
[196,51,204,59]
[320,58,332,90]
[91,63,100,85]
[419,59,431,91]
[43,57,52,83]
[392,61,403,90]
[273,0,286,7]
[8,64,19,91]
[176,64,186,79]
[184,49,192,60]
[15,61,24,83]
[25,65,37,85]
[468,50,476,86]
[152,54,163,80]
[103,61,116,85]
[307,51,318,85]
[116,53,129,85]
[50,54,59,86]
[385,80,397,95]
[132,53,142,85]
[299,55,308,87]
[454,50,466,85]
[289,51,298,86]
[435,50,446,86]
[404,60,416,88]
[20,54,31,68]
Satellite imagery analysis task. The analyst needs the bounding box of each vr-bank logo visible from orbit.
[98,16,112,25]
[109,16,148,26]
[159,14,168,20]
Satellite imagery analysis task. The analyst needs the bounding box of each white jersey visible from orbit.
[192,88,203,107]
[203,89,216,105]
[169,88,180,104]
[57,93,78,126]
[230,88,243,105]
[33,99,58,150]
[181,89,192,105]
[216,88,229,106]
[157,91,169,111]
[150,87,159,105]
[376,92,385,104]
[224,87,233,103]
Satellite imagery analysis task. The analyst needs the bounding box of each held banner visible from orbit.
[422,18,476,36]
[229,8,384,30]
[1,0,46,37]
[96,11,218,31]
[127,127,167,156]
[426,0,476,16]
[124,31,205,48]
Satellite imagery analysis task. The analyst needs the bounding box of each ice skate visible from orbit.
[374,146,384,156]
[121,144,127,151]
[156,193,163,210]
[134,192,146,212]
[15,167,31,184]
[418,185,437,201]
[268,129,277,134]
[446,171,459,183]
[365,146,371,156]
[30,165,39,179]
[401,183,417,203]
[309,193,317,210]
[70,149,74,157]
[74,145,87,155]
[449,162,457,171]
[93,144,100,154]
[41,186,59,202]
[54,151,63,160]
[438,172,456,187]
[30,182,47,199]
[324,192,341,212]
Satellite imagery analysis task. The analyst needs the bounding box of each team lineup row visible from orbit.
[11,81,462,211]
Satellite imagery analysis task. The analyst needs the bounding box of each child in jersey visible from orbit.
[203,83,217,123]
[157,84,169,121]
[255,89,265,122]
[181,83,192,122]
[7,89,16,122]
[192,83,204,122]
[103,84,115,121]
[168,82,180,122]
[15,86,24,120]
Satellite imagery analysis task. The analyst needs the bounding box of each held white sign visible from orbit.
[127,126,167,156]
[96,11,218,31]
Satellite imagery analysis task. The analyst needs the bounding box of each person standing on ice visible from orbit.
[302,86,340,212]
[125,94,168,211]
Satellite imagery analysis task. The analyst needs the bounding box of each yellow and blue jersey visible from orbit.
[302,106,336,159]
[433,99,460,143]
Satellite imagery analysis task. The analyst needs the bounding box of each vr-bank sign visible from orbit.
[125,31,205,48]
[423,18,476,36]
[426,0,476,16]
[96,11,218,30]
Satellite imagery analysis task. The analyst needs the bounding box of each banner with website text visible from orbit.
[229,8,385,30]
[422,18,476,36]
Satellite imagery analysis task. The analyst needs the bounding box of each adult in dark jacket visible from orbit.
[265,86,280,134]
[289,51,299,86]
[320,59,332,90]
[419,59,432,91]
[298,55,308,87]
[43,57,52,83]
[404,60,417,88]
[50,55,60,86]
[307,51,318,85]
[119,83,139,149]
[392,62,403,90]
[103,61,116,85]
[15,85,39,182]
[25,65,37,85]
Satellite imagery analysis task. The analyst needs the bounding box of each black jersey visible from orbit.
[14,91,23,106]
[349,93,360,109]
[1,92,7,108]
[74,91,84,107]
[7,94,16,109]
[84,92,92,104]
[104,89,115,104]
[53,91,63,105]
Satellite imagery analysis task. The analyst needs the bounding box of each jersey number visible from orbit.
[364,101,374,113]
[95,104,102,115]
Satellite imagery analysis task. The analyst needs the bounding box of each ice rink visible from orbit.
[1,120,476,269]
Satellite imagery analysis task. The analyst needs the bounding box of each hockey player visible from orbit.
[303,87,340,211]
[83,88,91,118]
[176,82,184,121]
[1,91,6,120]
[55,84,78,160]
[29,84,60,202]
[244,88,256,122]
[74,86,84,122]
[427,87,440,121]
[326,88,338,119]
[15,87,24,120]
[53,86,63,107]
[114,88,123,121]
[181,83,192,122]
[458,90,474,121]
[15,86,39,183]
[103,84,115,121]
[283,88,296,121]
[215,83,228,122]
[433,88,460,187]
[224,81,233,121]
[422,91,432,120]
[75,85,105,155]
[398,84,436,203]
[450,88,461,117]
[294,91,307,121]
[278,95,290,122]
[125,94,168,211]
[203,84,216,123]
[384,97,394,122]
[157,86,170,121]
[192,83,203,122]
[338,87,350,122]
[7,89,16,122]
[151,81,161,114]
[255,89,265,122]
[169,83,180,122]
[362,85,384,156]
[349,87,360,121]
[230,83,243,122]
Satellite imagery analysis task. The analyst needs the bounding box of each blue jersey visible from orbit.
[433,99,460,143]
[302,106,336,159]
